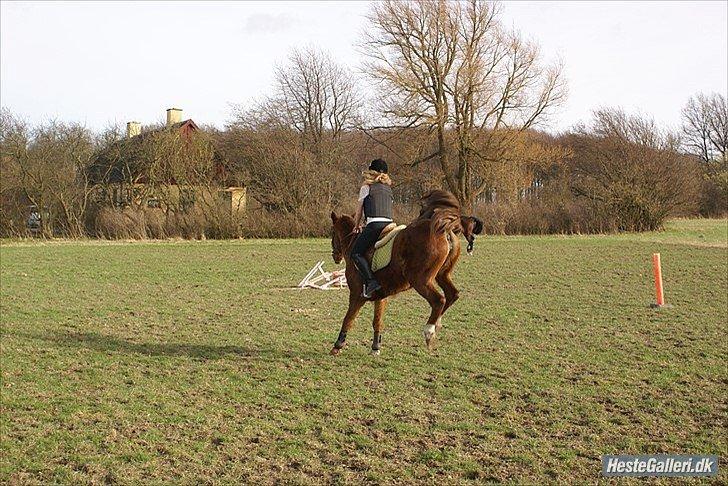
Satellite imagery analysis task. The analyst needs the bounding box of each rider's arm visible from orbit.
[355,185,368,230]
[354,199,364,229]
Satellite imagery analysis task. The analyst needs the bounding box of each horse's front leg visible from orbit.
[330,292,365,356]
[370,298,388,356]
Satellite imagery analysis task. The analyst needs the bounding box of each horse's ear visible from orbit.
[330,211,338,223]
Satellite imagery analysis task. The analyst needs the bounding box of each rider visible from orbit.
[351,159,393,298]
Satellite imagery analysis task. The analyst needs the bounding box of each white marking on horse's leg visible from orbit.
[370,348,381,356]
[435,317,442,331]
[423,323,436,342]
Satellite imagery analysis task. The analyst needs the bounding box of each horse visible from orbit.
[329,189,483,355]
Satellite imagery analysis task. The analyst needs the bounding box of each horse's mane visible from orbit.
[417,190,462,234]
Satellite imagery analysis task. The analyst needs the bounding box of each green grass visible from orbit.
[1,219,726,484]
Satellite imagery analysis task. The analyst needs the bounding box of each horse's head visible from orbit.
[460,216,484,255]
[330,211,356,264]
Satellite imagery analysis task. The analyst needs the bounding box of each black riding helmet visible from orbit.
[369,158,388,173]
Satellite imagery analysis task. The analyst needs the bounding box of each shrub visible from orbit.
[564,109,701,231]
[474,199,614,236]
[93,205,244,240]
[699,162,728,216]
[95,207,148,239]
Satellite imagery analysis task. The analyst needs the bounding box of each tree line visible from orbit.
[1,0,725,238]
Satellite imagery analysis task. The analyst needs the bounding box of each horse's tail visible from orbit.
[430,207,462,235]
[417,189,463,235]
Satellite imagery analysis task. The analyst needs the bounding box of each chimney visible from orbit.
[126,121,141,138]
[166,107,183,126]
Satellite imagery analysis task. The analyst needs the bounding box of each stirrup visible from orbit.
[362,280,381,298]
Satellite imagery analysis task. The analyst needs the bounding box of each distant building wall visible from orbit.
[94,183,247,215]
[225,187,247,213]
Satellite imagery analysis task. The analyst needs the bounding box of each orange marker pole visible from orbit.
[652,253,664,307]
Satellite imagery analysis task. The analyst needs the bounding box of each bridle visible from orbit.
[332,226,358,261]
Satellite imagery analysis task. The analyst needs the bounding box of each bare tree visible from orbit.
[0,110,96,237]
[227,47,363,214]
[568,108,700,230]
[0,111,32,235]
[361,0,565,209]
[234,46,361,162]
[681,93,728,214]
[682,92,727,166]
[220,126,346,213]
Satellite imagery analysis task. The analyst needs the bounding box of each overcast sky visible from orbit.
[1,1,726,133]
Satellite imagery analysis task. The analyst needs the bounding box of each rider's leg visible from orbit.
[351,222,388,298]
[351,253,379,297]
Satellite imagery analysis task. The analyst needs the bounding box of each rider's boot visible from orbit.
[352,254,381,298]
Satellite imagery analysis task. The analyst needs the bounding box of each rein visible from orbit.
[345,227,358,247]
[337,227,358,259]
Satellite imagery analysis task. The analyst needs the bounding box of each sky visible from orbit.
[1,1,726,133]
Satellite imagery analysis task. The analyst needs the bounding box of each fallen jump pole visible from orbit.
[651,253,665,308]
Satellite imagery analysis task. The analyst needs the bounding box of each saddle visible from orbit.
[374,222,401,248]
[370,223,407,272]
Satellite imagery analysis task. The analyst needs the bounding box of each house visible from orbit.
[89,107,246,214]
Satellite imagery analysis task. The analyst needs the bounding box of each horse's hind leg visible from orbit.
[370,299,387,356]
[330,294,365,356]
[436,272,459,318]
[412,280,446,349]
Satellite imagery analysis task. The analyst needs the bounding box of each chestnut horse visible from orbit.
[329,190,483,355]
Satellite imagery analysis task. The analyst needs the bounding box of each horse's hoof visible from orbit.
[330,340,347,356]
[370,349,381,356]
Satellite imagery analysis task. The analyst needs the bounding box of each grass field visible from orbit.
[1,219,726,484]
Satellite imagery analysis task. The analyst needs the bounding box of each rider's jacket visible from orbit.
[364,182,393,220]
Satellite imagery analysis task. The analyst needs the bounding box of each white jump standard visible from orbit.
[298,261,347,290]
